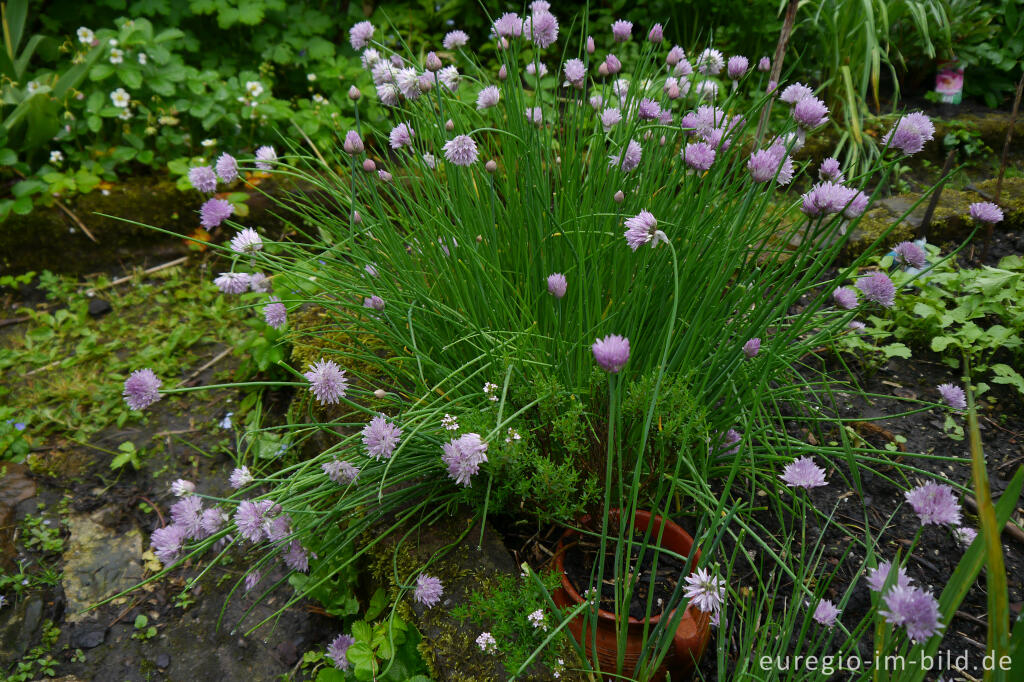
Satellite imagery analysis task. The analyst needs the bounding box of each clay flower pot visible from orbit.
[552,509,711,681]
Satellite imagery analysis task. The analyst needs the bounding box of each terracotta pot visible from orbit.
[552,510,711,681]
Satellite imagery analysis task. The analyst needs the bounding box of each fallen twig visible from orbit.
[182,346,233,385]
[963,495,1024,545]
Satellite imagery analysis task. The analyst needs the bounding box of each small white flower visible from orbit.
[441,414,459,431]
[307,73,317,81]
[109,48,124,64]
[504,428,521,444]
[475,632,497,653]
[109,38,118,47]
[527,609,547,631]
[49,150,64,164]
[219,412,233,429]
[245,81,264,97]
[77,27,95,44]
[26,81,42,95]
[201,138,217,147]
[312,93,327,104]
[138,52,147,65]
[110,88,131,108]
[118,108,132,120]
[483,382,499,401]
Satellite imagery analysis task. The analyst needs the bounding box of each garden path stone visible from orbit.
[61,508,143,623]
[0,595,43,664]
[0,463,36,570]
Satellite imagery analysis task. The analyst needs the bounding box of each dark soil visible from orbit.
[562,530,687,620]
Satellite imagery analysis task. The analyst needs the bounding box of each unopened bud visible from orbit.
[586,36,595,54]
[614,190,624,203]
[348,85,362,100]
[425,51,442,72]
[373,388,386,399]
[597,62,609,77]
[485,160,497,173]
[352,210,362,224]
[476,234,483,243]
[362,158,376,172]
[445,119,454,131]
[498,64,508,81]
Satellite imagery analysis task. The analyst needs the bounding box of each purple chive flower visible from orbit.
[389,122,415,149]
[229,466,253,489]
[215,153,238,183]
[349,21,375,50]
[792,97,829,128]
[492,13,522,38]
[611,19,632,42]
[188,166,218,193]
[263,297,287,329]
[727,56,749,79]
[525,11,558,48]
[780,82,813,104]
[363,295,385,311]
[563,58,585,87]
[414,574,444,607]
[525,106,543,124]
[667,45,685,66]
[905,482,961,526]
[683,567,725,614]
[800,182,865,217]
[833,286,858,309]
[443,134,478,166]
[953,526,978,546]
[600,107,622,131]
[170,496,204,538]
[327,633,355,671]
[547,273,567,298]
[683,141,716,171]
[742,338,761,358]
[637,98,661,120]
[604,53,622,75]
[592,334,630,373]
[937,383,966,409]
[720,429,742,455]
[264,513,292,543]
[343,130,364,155]
[249,272,271,293]
[695,80,718,100]
[234,499,274,543]
[892,241,927,269]
[696,48,724,75]
[123,368,162,410]
[880,585,943,642]
[376,83,400,106]
[477,85,500,110]
[855,272,896,307]
[323,459,360,484]
[230,227,262,254]
[396,67,421,99]
[867,560,914,592]
[882,112,935,155]
[284,540,309,572]
[243,570,262,592]
[443,30,469,50]
[171,479,195,496]
[780,456,828,489]
[441,433,489,487]
[362,414,402,460]
[758,56,771,72]
[623,210,667,251]
[648,24,664,42]
[151,524,188,564]
[254,145,277,170]
[813,599,840,627]
[377,170,392,182]
[214,272,250,294]
[968,201,1003,224]
[819,157,844,183]
[848,320,866,331]
[304,359,349,405]
[609,139,643,172]
[200,508,225,536]
[438,65,460,91]
[747,145,794,185]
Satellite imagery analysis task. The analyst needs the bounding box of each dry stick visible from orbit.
[84,256,189,296]
[986,73,1024,260]
[963,495,1024,545]
[916,148,957,241]
[756,0,801,142]
[10,168,98,243]
[182,346,233,386]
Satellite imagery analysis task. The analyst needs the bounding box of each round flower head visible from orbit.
[563,58,585,88]
[696,48,724,75]
[214,272,250,294]
[151,524,188,564]
[882,112,935,156]
[892,241,927,269]
[833,286,858,310]
[229,466,254,489]
[819,157,844,183]
[525,106,543,125]
[525,11,558,48]
[792,97,829,128]
[443,135,478,166]
[215,153,238,183]
[727,56,749,80]
[476,632,497,653]
[648,23,664,42]
[604,54,622,75]
[758,56,771,71]
[389,122,415,149]
[200,198,233,228]
[284,540,309,573]
[880,585,943,642]
[742,338,760,358]
[437,65,460,91]
[592,334,630,373]
[547,273,567,298]
[492,12,522,38]
[748,144,794,185]
[254,145,277,170]
[855,272,896,307]
[623,210,668,251]
[376,82,400,106]
[441,433,489,487]
[170,496,204,538]
[611,19,632,42]
[304,359,349,405]
[263,297,287,329]
[327,633,355,671]
[937,383,966,409]
[230,228,263,254]
[233,499,274,543]
[905,482,961,527]
[124,369,162,410]
[666,45,685,66]
[780,82,813,104]
[171,479,195,496]
[968,201,1003,224]
[525,61,547,77]
[200,508,225,536]
[323,459,359,485]
[244,570,261,592]
[675,58,694,79]
[953,526,978,547]
[812,599,840,627]
[866,560,914,593]
[780,456,828,489]
[443,30,469,50]
[414,574,444,607]
[683,567,725,614]
[637,98,661,120]
[188,166,218,193]
[363,295,385,311]
[250,271,272,293]
[362,414,402,459]
[683,141,716,172]
[349,21,375,50]
[343,130,364,155]
[609,139,643,172]
[600,108,622,131]
[476,85,500,110]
